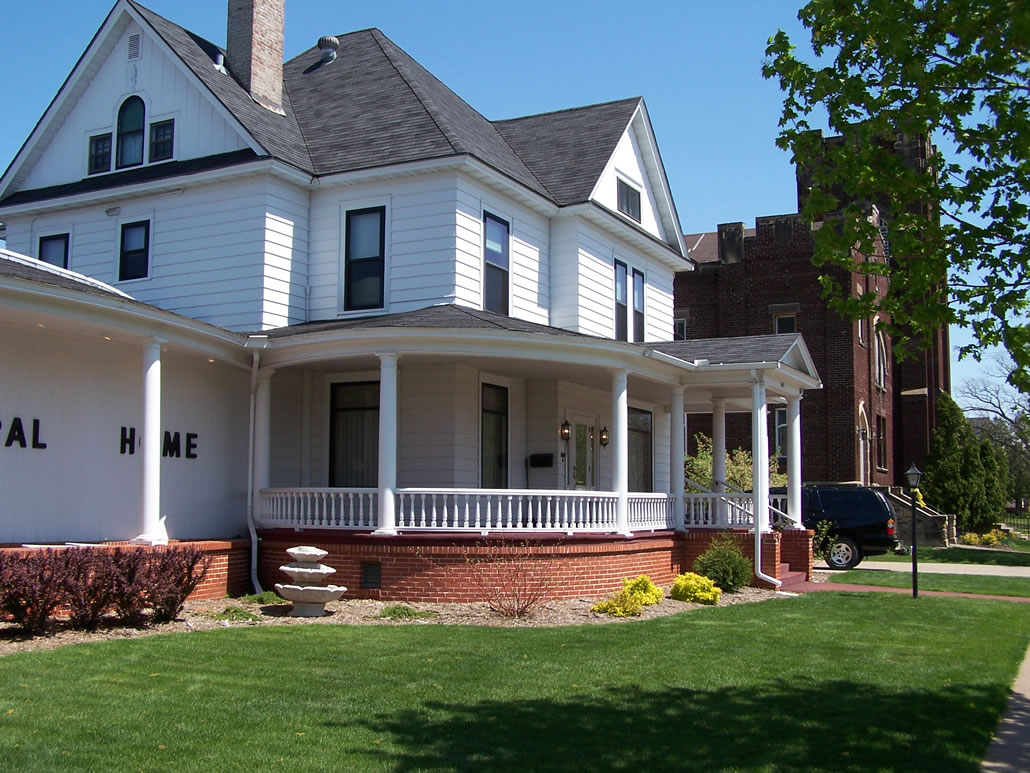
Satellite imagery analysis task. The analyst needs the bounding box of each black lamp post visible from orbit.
[905,463,922,599]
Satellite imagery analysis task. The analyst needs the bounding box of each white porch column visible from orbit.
[670,386,685,531]
[375,354,399,535]
[751,375,769,533]
[134,338,168,545]
[712,397,727,509]
[253,369,275,522]
[787,395,803,527]
[612,369,630,535]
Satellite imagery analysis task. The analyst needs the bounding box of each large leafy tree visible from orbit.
[763,0,1030,389]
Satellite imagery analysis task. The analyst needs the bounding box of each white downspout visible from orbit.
[751,370,781,588]
[246,349,262,594]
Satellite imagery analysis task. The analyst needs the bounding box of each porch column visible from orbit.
[612,369,630,535]
[375,353,399,535]
[134,338,168,545]
[670,386,685,531]
[253,369,275,520]
[751,374,768,533]
[787,395,803,527]
[712,397,727,524]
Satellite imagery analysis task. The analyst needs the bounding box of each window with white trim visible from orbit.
[344,206,386,311]
[116,96,145,169]
[674,317,687,341]
[876,414,888,470]
[875,328,889,391]
[617,178,641,222]
[632,269,645,342]
[614,260,628,341]
[628,407,653,492]
[483,212,509,315]
[38,234,69,269]
[329,381,379,487]
[774,314,797,334]
[772,407,788,459]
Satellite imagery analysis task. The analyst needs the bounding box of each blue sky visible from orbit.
[0,0,981,389]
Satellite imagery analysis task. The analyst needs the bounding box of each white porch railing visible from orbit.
[260,488,378,529]
[395,489,619,531]
[628,493,677,530]
[259,488,679,533]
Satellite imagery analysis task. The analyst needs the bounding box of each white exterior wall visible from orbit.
[22,22,248,191]
[4,175,309,331]
[307,174,461,319]
[592,123,666,241]
[548,220,675,341]
[455,174,550,325]
[0,324,249,544]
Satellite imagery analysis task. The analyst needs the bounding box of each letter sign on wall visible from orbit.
[1,417,47,449]
[120,426,198,459]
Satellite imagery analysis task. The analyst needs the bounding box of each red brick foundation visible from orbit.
[0,540,252,600]
[780,528,815,581]
[258,527,814,600]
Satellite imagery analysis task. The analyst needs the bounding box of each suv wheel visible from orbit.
[826,537,861,570]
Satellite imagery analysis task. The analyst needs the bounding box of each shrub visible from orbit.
[670,572,722,605]
[1,550,72,635]
[622,575,664,606]
[240,591,288,605]
[591,588,644,617]
[693,533,752,592]
[64,549,119,631]
[148,547,210,623]
[110,549,154,628]
[961,532,981,545]
[591,575,664,617]
[810,520,835,562]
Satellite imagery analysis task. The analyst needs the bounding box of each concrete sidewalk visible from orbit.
[817,560,1030,578]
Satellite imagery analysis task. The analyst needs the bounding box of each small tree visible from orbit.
[684,433,786,493]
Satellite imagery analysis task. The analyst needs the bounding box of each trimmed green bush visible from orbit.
[693,534,752,592]
[670,572,722,605]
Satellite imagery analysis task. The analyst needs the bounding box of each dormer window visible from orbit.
[116,97,145,169]
[617,179,641,222]
[483,212,509,315]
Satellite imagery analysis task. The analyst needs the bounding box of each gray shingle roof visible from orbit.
[652,334,801,365]
[0,252,126,299]
[257,304,600,340]
[494,98,641,206]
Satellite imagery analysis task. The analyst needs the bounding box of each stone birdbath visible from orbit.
[274,545,347,617]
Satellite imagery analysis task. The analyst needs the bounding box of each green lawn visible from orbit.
[876,545,1030,566]
[831,569,1030,598]
[2,594,1029,771]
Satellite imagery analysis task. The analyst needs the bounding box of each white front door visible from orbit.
[567,413,597,490]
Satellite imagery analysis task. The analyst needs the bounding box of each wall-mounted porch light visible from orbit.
[560,419,571,442]
[599,426,610,447]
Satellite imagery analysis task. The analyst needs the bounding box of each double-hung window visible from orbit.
[88,134,112,175]
[116,96,145,169]
[628,407,653,492]
[148,120,174,162]
[483,213,509,315]
[119,220,150,281]
[344,206,385,311]
[632,269,645,342]
[774,314,797,334]
[617,179,641,222]
[38,234,69,269]
[329,381,379,487]
[875,415,888,470]
[773,407,788,459]
[614,260,628,341]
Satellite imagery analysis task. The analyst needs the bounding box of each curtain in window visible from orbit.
[117,97,145,168]
[329,382,379,487]
[628,407,652,492]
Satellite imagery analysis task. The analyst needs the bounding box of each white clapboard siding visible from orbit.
[22,22,249,191]
[591,121,667,242]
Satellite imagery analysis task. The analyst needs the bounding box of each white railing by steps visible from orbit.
[260,488,378,529]
[395,489,619,532]
[683,492,755,528]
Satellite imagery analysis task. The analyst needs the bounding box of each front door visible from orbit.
[567,413,597,490]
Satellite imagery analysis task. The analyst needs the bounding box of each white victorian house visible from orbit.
[0,0,820,596]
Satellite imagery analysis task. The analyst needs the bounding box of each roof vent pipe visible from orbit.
[213,52,229,75]
[318,35,339,63]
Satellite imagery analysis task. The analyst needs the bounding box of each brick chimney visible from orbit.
[226,0,285,115]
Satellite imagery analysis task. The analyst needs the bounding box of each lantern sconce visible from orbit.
[599,427,610,447]
[560,419,571,442]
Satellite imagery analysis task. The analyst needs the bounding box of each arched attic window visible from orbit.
[116,96,145,169]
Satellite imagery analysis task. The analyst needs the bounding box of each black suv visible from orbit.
[774,485,901,569]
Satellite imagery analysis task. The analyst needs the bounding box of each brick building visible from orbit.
[675,136,950,485]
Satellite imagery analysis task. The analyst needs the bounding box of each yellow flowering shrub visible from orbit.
[590,575,664,617]
[670,572,722,605]
[960,532,981,545]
